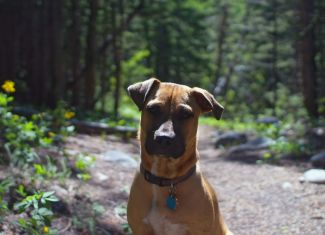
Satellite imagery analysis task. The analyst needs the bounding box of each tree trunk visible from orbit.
[316,0,325,104]
[214,4,228,92]
[84,0,99,110]
[271,0,279,114]
[299,0,318,118]
[71,0,82,108]
[112,1,123,119]
[50,0,64,107]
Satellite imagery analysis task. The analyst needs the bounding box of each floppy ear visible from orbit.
[127,78,160,110]
[192,87,224,120]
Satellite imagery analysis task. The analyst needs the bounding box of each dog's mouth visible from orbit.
[145,137,185,159]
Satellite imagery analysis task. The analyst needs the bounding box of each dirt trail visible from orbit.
[64,125,325,235]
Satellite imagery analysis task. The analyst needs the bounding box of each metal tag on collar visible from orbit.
[166,184,177,210]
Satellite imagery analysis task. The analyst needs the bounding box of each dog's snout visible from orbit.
[154,120,176,146]
[155,135,173,146]
[145,114,185,158]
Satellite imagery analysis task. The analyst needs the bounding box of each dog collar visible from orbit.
[140,164,196,187]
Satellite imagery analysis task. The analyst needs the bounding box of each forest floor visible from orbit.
[20,125,325,235]
[0,126,325,235]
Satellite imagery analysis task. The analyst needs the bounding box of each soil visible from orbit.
[2,125,324,235]
[62,125,325,235]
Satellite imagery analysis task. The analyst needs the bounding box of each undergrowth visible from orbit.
[0,81,94,234]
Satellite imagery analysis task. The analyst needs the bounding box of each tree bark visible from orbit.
[214,4,228,92]
[299,0,318,118]
[111,0,123,119]
[71,0,82,107]
[67,0,144,93]
[50,0,64,107]
[271,0,279,114]
[84,0,99,110]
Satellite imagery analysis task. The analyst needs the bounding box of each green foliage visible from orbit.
[71,201,105,235]
[122,49,153,84]
[0,87,77,168]
[114,203,131,234]
[319,97,325,116]
[264,84,308,122]
[270,138,304,156]
[201,116,311,160]
[33,157,71,181]
[74,153,96,181]
[14,190,59,235]
[0,177,14,220]
[0,81,82,233]
[45,101,76,138]
[0,92,49,166]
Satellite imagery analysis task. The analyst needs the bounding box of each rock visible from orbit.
[102,150,137,168]
[49,185,69,197]
[256,117,279,125]
[65,149,79,156]
[300,169,325,184]
[310,151,325,169]
[96,172,109,181]
[225,150,270,164]
[282,182,293,190]
[222,137,275,163]
[48,185,72,214]
[215,131,248,148]
[229,137,275,153]
[306,127,325,151]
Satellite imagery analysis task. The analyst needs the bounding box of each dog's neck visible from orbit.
[140,163,196,187]
[140,148,198,179]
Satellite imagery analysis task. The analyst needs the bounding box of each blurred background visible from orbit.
[0,1,325,234]
[0,0,324,120]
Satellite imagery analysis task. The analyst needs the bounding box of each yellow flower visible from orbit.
[64,111,75,119]
[1,80,16,93]
[48,132,56,138]
[43,226,49,233]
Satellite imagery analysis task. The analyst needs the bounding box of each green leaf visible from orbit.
[22,121,35,131]
[14,201,27,211]
[34,164,47,175]
[18,218,26,226]
[77,173,91,181]
[33,198,39,209]
[40,137,53,146]
[16,184,27,197]
[38,207,53,217]
[42,191,55,198]
[92,203,105,215]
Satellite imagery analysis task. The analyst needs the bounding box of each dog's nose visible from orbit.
[154,120,176,146]
[155,135,174,146]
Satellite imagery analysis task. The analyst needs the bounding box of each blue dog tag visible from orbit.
[166,195,177,210]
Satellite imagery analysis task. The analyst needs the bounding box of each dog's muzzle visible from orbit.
[145,119,185,158]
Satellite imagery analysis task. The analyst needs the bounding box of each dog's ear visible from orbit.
[127,78,160,110]
[192,87,224,120]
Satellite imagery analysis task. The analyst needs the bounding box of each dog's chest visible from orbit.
[143,207,188,235]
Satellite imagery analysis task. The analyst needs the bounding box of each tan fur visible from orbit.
[127,80,232,235]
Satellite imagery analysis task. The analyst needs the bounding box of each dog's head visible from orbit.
[128,78,223,175]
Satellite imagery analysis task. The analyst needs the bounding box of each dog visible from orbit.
[127,78,232,235]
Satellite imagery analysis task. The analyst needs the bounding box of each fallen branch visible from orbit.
[71,120,137,137]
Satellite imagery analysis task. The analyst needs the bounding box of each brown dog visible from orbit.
[127,78,232,235]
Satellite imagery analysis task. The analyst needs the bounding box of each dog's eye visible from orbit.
[179,109,194,119]
[146,105,161,115]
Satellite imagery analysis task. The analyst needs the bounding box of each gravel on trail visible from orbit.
[63,125,325,235]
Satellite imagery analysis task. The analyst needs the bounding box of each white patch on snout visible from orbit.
[143,159,188,235]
